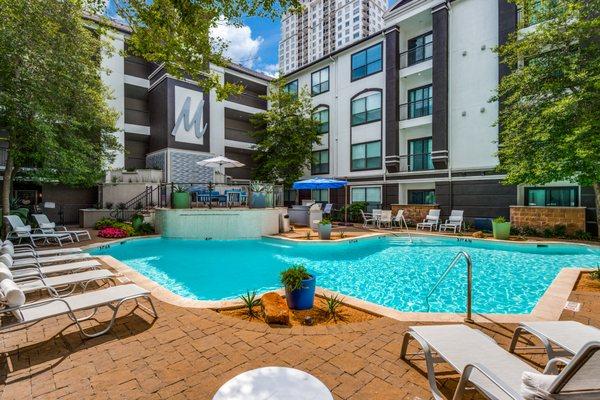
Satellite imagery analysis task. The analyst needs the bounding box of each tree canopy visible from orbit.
[250,78,321,186]
[0,0,120,215]
[494,0,600,234]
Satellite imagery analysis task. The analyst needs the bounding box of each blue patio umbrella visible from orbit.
[292,178,350,224]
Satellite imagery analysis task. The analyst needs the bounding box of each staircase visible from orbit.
[110,184,169,220]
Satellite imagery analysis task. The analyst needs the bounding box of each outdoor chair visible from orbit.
[2,240,82,259]
[32,214,91,242]
[5,215,74,247]
[360,210,374,228]
[509,321,600,361]
[378,210,392,229]
[416,209,441,231]
[401,324,600,400]
[439,210,464,233]
[392,209,409,230]
[1,268,116,298]
[7,260,103,280]
[0,282,157,338]
[322,203,333,216]
[1,251,91,269]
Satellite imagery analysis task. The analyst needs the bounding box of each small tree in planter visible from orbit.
[492,216,511,240]
[280,265,315,310]
[318,218,332,240]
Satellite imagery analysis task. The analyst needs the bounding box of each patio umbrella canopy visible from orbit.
[196,155,245,169]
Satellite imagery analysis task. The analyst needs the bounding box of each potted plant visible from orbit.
[318,218,332,240]
[280,265,316,310]
[492,216,511,240]
[172,186,190,209]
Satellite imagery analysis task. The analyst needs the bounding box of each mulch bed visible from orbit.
[574,272,600,292]
[216,295,380,326]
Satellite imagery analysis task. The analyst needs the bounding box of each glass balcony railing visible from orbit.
[399,42,433,69]
[398,153,434,172]
[399,97,433,121]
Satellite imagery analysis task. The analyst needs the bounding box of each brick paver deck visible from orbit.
[1,278,598,400]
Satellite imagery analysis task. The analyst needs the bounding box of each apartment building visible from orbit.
[282,0,597,232]
[279,0,387,74]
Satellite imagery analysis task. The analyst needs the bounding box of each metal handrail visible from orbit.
[425,251,473,323]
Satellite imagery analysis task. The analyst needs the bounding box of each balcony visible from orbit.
[399,42,433,69]
[399,97,432,121]
[398,153,434,173]
[227,92,267,110]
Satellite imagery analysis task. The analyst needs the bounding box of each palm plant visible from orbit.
[239,290,261,318]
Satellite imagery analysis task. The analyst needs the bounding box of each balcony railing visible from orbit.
[399,42,433,69]
[398,153,434,172]
[399,98,433,121]
[227,92,267,110]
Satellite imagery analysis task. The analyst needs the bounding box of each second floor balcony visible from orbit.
[398,152,434,173]
[399,97,433,121]
[399,41,433,69]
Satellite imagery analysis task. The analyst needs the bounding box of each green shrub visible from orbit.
[324,294,344,322]
[542,227,554,238]
[135,222,155,235]
[338,202,368,222]
[239,291,261,318]
[590,267,600,281]
[280,265,311,291]
[319,218,332,225]
[493,216,507,223]
[572,230,593,241]
[553,224,567,238]
[112,222,135,236]
[94,217,119,230]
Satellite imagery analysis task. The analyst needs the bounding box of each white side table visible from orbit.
[212,367,333,400]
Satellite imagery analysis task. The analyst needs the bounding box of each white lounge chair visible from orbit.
[361,210,374,228]
[4,252,91,269]
[439,210,464,233]
[401,324,600,400]
[32,214,91,242]
[378,210,392,229]
[392,209,409,230]
[509,321,600,361]
[2,268,116,297]
[9,260,102,280]
[2,240,82,259]
[4,215,73,246]
[0,283,157,338]
[416,209,440,231]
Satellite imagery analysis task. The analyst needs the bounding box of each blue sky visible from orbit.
[106,1,396,76]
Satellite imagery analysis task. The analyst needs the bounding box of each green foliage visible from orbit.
[572,230,592,241]
[493,0,600,235]
[319,218,332,226]
[95,218,119,230]
[239,290,261,318]
[111,0,300,99]
[250,78,321,186]
[94,217,137,236]
[135,222,155,235]
[493,216,507,224]
[590,266,600,281]
[10,208,29,224]
[339,202,368,222]
[174,186,188,193]
[280,265,311,291]
[324,294,344,322]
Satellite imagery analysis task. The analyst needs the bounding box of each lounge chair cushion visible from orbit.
[3,241,13,248]
[0,254,12,267]
[521,371,556,400]
[1,246,13,256]
[0,264,13,281]
[40,222,56,229]
[0,279,26,307]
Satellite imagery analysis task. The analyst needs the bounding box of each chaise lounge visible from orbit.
[5,215,73,247]
[32,214,91,242]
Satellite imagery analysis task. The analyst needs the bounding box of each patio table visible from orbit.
[212,367,333,400]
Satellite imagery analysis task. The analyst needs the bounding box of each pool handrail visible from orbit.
[425,251,473,323]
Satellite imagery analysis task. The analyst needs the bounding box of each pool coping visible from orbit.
[96,250,590,324]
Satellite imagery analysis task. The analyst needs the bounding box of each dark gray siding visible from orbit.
[431,4,449,169]
[384,28,400,172]
[435,180,517,220]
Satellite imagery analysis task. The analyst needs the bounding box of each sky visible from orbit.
[106,1,396,77]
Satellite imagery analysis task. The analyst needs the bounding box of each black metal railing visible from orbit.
[399,97,433,121]
[399,42,433,69]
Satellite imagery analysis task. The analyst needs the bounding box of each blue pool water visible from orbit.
[91,236,600,314]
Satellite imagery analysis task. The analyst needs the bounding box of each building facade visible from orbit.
[279,0,387,74]
[282,0,597,233]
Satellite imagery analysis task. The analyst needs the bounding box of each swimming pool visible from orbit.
[91,236,600,314]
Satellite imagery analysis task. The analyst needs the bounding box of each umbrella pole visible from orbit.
[344,186,348,225]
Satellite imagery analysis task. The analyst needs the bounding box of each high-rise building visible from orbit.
[278,0,386,74]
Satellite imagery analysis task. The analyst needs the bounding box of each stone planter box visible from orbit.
[79,209,113,228]
[509,206,586,234]
[391,204,439,226]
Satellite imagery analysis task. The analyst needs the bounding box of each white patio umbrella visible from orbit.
[196,155,245,169]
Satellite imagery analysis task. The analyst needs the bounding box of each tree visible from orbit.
[0,0,120,221]
[250,78,321,186]
[112,0,300,99]
[494,0,600,235]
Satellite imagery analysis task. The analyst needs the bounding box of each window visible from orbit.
[311,189,329,202]
[351,141,381,170]
[408,85,432,119]
[525,187,578,207]
[351,42,382,81]
[284,80,298,96]
[351,92,381,126]
[407,31,433,66]
[351,186,381,211]
[284,189,297,204]
[313,108,329,134]
[311,67,329,95]
[408,137,433,171]
[311,150,329,174]
[408,190,436,204]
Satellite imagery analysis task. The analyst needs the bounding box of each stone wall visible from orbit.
[510,206,586,234]
[391,204,439,225]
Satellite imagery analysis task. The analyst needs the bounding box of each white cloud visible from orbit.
[211,19,263,68]
[256,63,280,78]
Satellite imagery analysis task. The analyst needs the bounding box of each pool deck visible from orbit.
[1,228,599,399]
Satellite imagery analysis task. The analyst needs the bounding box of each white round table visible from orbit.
[212,367,334,400]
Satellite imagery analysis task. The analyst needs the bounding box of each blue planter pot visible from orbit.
[285,275,316,310]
